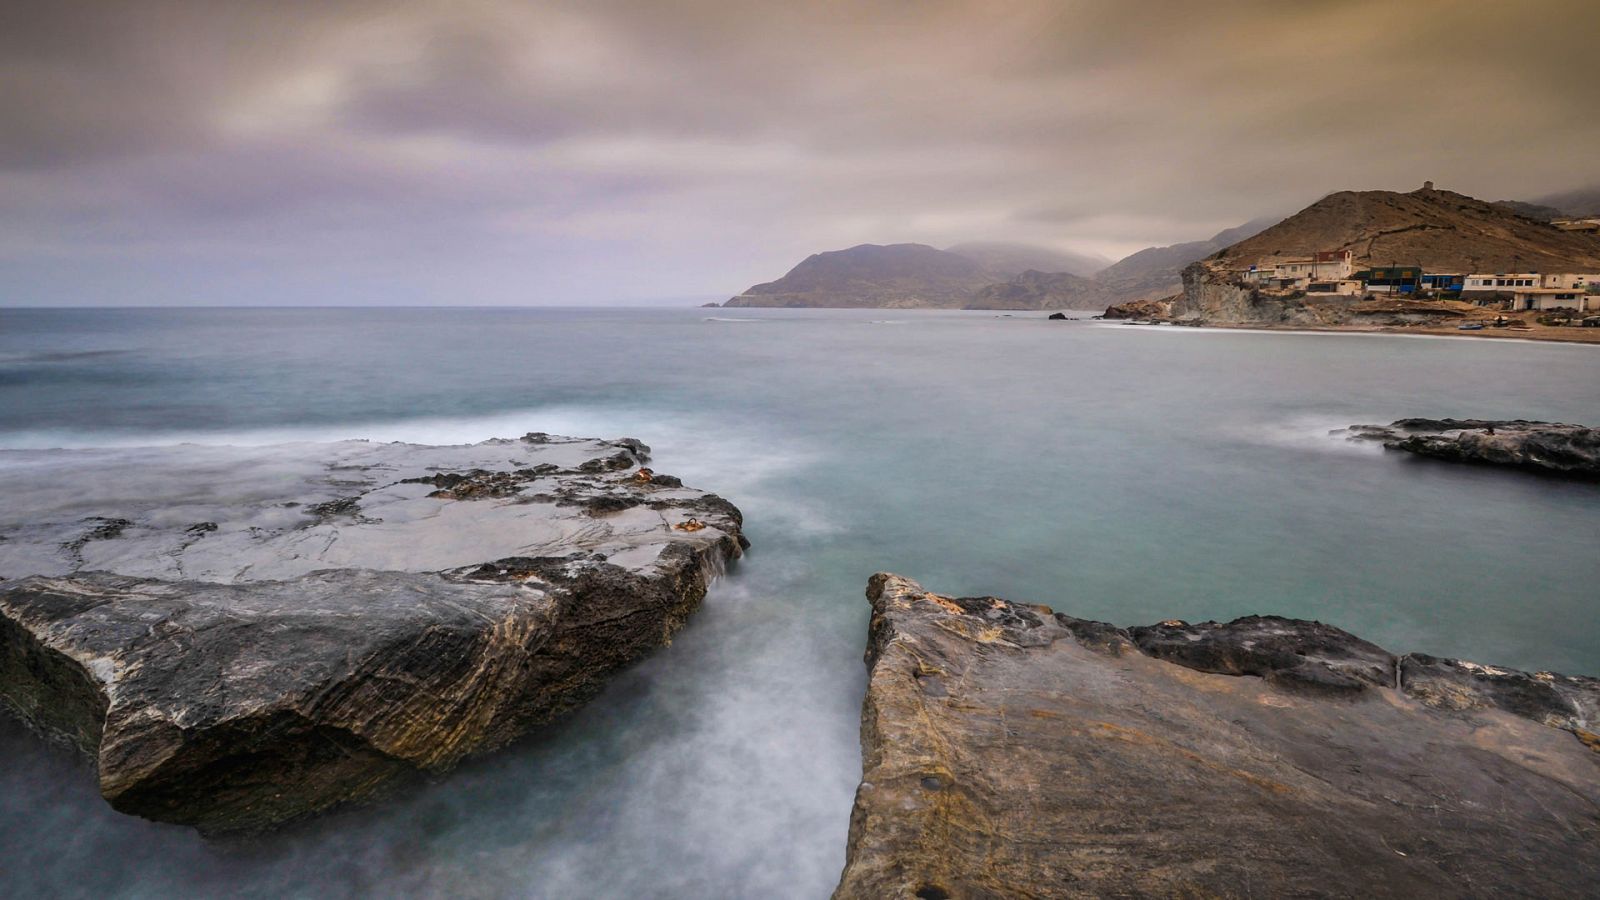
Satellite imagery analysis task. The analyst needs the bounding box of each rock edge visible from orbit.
[837,573,1600,899]
[0,433,747,834]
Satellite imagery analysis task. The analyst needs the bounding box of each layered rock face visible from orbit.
[0,434,745,833]
[838,574,1600,899]
[1345,418,1600,479]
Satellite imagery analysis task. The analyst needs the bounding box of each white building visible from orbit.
[1244,250,1355,288]
[1463,273,1600,311]
[1541,272,1600,291]
[1463,273,1540,293]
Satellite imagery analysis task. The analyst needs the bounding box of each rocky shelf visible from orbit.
[837,573,1600,899]
[1343,418,1600,479]
[0,433,746,834]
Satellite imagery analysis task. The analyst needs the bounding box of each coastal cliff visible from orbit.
[0,434,745,833]
[837,573,1600,898]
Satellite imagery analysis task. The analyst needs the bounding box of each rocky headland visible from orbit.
[1104,186,1600,341]
[1344,418,1600,479]
[837,573,1600,898]
[0,433,745,833]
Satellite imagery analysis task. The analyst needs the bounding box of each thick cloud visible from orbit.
[2,0,1597,305]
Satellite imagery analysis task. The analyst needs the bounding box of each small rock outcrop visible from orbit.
[1344,418,1600,479]
[0,434,745,833]
[837,574,1600,899]
[1099,296,1173,320]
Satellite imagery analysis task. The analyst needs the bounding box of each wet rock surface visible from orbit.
[0,434,744,833]
[837,573,1600,899]
[1344,418,1600,479]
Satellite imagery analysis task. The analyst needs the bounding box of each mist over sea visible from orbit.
[2,306,1598,898]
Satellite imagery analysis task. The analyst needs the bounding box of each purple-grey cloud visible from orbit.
[1,0,1597,305]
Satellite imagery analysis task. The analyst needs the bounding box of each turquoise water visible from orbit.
[1,307,1598,898]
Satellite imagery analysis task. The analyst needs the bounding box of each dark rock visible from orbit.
[1344,418,1600,479]
[306,496,362,519]
[1128,615,1395,695]
[0,434,744,834]
[582,494,641,516]
[1400,653,1600,734]
[1046,312,1067,320]
[837,574,1600,899]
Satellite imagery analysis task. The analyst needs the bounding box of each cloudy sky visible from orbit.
[4,0,1598,306]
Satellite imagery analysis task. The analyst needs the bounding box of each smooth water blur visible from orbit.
[1,307,1598,898]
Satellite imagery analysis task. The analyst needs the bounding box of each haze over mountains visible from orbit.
[722,184,1600,311]
[943,243,1110,279]
[1091,218,1279,302]
[722,228,1280,310]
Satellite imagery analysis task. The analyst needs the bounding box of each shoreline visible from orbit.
[1100,319,1600,345]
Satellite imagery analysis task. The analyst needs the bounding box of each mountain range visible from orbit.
[721,185,1600,310]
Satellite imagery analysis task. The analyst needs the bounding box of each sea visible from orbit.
[1,306,1597,898]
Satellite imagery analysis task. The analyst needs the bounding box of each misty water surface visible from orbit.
[1,307,1598,898]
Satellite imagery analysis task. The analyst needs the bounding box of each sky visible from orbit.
[3,0,1598,307]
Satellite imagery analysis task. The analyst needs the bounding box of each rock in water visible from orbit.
[0,434,746,833]
[837,574,1600,899]
[1343,418,1600,479]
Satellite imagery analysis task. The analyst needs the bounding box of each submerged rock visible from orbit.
[837,573,1600,899]
[0,434,745,833]
[1344,418,1600,479]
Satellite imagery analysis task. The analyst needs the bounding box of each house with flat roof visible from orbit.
[1305,279,1363,296]
[1357,265,1423,293]
[1243,249,1355,289]
[1461,273,1600,310]
[1462,273,1540,293]
[1541,272,1600,291]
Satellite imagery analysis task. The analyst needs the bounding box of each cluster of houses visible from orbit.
[1241,249,1600,313]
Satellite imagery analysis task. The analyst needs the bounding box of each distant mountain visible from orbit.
[965,270,1113,310]
[1527,186,1600,218]
[724,243,995,308]
[1492,200,1565,222]
[1213,185,1600,272]
[1093,217,1279,302]
[944,241,1110,278]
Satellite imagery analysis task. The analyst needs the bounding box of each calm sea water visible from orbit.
[2,307,1598,898]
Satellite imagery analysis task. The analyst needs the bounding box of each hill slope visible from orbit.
[1122,185,1600,329]
[724,243,995,308]
[965,270,1113,310]
[1094,217,1278,302]
[1214,186,1600,272]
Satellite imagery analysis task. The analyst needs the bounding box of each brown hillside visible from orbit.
[1214,186,1600,273]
